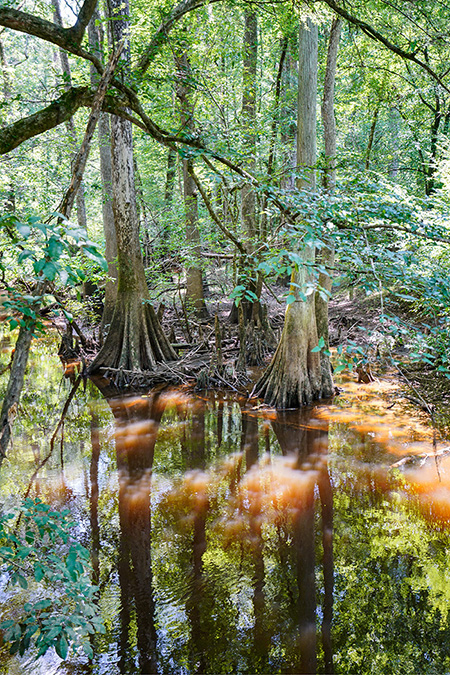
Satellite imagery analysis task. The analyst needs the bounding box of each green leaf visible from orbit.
[55,634,69,659]
[34,564,45,582]
[17,575,28,589]
[83,642,94,658]
[18,249,34,264]
[82,245,108,271]
[47,236,64,260]
[10,640,21,655]
[244,290,258,302]
[311,336,326,353]
[42,261,59,281]
[33,259,45,275]
[16,222,31,239]
[286,294,296,305]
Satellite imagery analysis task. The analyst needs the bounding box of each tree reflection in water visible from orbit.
[110,392,165,674]
[94,388,335,674]
[74,386,450,674]
[5,341,450,673]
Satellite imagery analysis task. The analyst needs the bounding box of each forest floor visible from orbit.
[67,284,450,431]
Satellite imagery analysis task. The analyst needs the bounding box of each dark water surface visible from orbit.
[1,335,450,674]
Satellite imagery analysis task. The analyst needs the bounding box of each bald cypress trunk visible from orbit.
[89,0,176,373]
[229,8,258,327]
[255,18,333,408]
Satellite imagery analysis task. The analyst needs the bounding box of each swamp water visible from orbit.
[1,335,450,673]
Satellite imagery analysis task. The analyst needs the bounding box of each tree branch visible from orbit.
[72,0,99,42]
[0,87,90,154]
[0,3,98,57]
[137,0,222,75]
[321,0,450,93]
[188,165,247,254]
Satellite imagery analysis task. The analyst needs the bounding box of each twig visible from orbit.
[21,376,81,503]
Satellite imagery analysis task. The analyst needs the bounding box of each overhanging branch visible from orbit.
[0,87,146,155]
[137,0,222,75]
[0,0,99,56]
[321,0,450,94]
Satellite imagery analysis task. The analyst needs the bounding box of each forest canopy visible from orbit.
[1,0,450,413]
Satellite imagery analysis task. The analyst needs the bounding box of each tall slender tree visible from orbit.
[88,13,118,333]
[174,48,207,318]
[316,17,341,394]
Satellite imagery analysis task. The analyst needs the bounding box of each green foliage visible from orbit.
[0,497,105,660]
[0,213,106,333]
[334,340,372,375]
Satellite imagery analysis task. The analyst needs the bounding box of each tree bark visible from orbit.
[230,10,261,346]
[88,15,118,333]
[321,18,341,192]
[256,17,333,408]
[0,38,12,100]
[0,325,33,461]
[52,0,87,231]
[365,105,379,171]
[165,148,177,204]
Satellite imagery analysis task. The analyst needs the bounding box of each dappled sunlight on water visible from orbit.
[2,337,450,673]
[317,375,438,457]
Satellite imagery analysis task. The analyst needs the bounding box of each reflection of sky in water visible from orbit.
[1,334,450,672]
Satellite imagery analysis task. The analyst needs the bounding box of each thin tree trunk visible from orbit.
[280,49,298,192]
[321,18,341,192]
[426,92,441,195]
[389,107,401,179]
[165,148,177,204]
[0,325,33,460]
[0,38,12,100]
[259,35,288,242]
[317,17,341,397]
[229,8,259,327]
[241,8,258,245]
[175,50,207,318]
[51,0,87,230]
[365,105,379,170]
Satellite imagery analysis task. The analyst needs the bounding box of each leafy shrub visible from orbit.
[0,497,104,660]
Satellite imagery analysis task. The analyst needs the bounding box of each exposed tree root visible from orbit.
[253,299,333,409]
[88,293,176,373]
